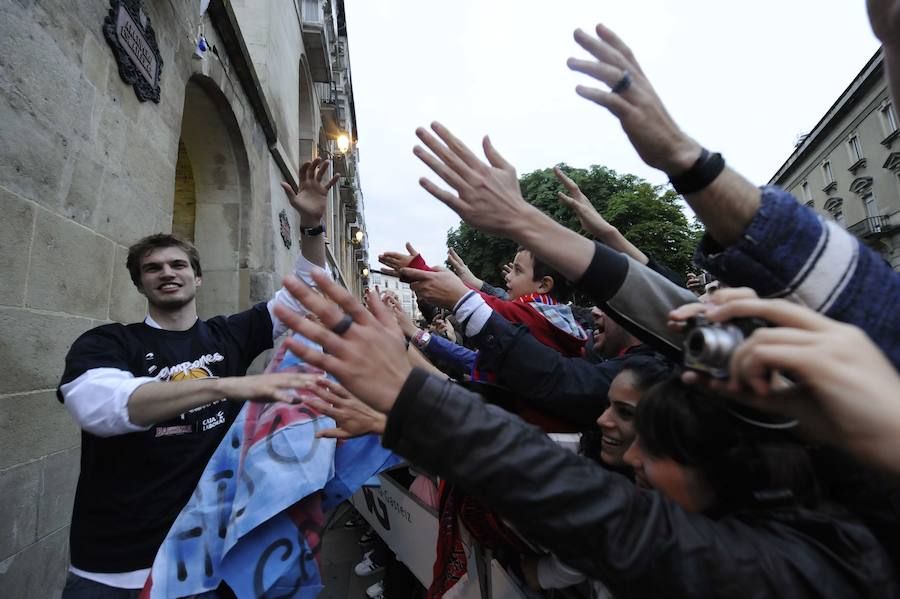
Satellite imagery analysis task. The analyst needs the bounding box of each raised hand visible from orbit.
[670,291,900,478]
[271,271,411,414]
[281,157,341,227]
[413,122,540,238]
[447,248,484,289]
[378,242,420,273]
[305,378,387,439]
[400,267,470,310]
[567,24,701,176]
[501,262,513,284]
[554,166,615,238]
[383,293,419,339]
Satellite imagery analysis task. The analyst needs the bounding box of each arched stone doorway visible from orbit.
[173,75,252,319]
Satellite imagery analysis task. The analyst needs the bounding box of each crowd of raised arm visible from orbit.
[269,6,900,598]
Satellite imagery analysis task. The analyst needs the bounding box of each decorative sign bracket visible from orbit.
[279,210,293,249]
[103,0,164,103]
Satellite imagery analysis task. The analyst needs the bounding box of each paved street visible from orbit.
[320,504,374,599]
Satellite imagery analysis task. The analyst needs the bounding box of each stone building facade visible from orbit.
[0,0,368,595]
[770,49,900,270]
[369,270,420,321]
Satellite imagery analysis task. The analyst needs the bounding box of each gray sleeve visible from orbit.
[575,242,695,359]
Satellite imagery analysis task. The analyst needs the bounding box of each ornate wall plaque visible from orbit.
[103,0,164,103]
[279,210,293,249]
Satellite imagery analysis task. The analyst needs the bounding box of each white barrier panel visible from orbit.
[351,473,439,587]
[350,474,529,599]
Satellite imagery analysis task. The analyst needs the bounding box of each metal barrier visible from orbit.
[350,469,532,599]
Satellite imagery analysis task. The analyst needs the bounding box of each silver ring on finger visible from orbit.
[331,314,353,336]
[611,70,632,94]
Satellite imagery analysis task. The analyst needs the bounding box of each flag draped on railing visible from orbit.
[141,335,399,598]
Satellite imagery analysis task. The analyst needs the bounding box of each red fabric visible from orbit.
[408,253,437,273]
[428,481,468,599]
[428,483,533,599]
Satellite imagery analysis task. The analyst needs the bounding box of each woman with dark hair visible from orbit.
[528,356,675,595]
[583,355,676,470]
[625,378,821,514]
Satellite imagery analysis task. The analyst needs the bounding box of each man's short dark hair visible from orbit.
[126,233,202,288]
[516,247,572,303]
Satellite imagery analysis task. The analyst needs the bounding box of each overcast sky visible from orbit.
[343,1,880,272]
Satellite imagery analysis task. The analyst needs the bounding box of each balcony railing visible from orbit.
[847,215,893,238]
[300,0,333,82]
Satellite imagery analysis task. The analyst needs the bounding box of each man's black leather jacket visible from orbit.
[383,369,897,598]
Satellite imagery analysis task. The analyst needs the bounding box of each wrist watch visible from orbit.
[413,330,432,349]
[300,223,325,237]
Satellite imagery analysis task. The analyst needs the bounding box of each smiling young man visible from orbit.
[57,159,338,598]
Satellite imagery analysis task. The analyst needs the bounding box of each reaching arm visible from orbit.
[270,273,894,599]
[567,25,759,248]
[554,166,649,264]
[59,361,321,436]
[447,248,485,289]
[125,373,312,428]
[269,158,341,340]
[280,157,340,269]
[469,311,615,429]
[380,370,883,597]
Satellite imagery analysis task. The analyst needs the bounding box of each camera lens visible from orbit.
[685,325,744,370]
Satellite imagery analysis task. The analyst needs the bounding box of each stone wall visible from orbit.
[0,0,291,595]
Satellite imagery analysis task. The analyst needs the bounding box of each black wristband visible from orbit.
[669,149,725,195]
[300,223,325,237]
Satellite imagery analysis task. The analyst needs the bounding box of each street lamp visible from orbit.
[337,133,351,154]
[362,267,369,277]
[354,229,364,244]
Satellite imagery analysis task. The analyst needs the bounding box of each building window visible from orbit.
[848,134,864,163]
[805,200,815,209]
[824,197,845,226]
[822,161,834,184]
[801,181,812,202]
[882,103,898,134]
[862,191,878,219]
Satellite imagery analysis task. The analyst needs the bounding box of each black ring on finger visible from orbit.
[331,314,353,336]
[611,70,632,94]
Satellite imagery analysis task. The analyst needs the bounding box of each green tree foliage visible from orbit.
[446,164,703,292]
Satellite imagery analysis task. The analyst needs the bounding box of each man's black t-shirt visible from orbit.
[57,303,274,573]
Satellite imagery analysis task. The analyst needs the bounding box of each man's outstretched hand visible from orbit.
[378,242,420,274]
[281,157,341,227]
[400,267,470,310]
[447,248,484,289]
[272,271,411,414]
[413,122,540,240]
[568,24,701,176]
[554,166,616,238]
[305,378,387,440]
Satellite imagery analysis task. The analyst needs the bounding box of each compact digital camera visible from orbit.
[682,315,766,378]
